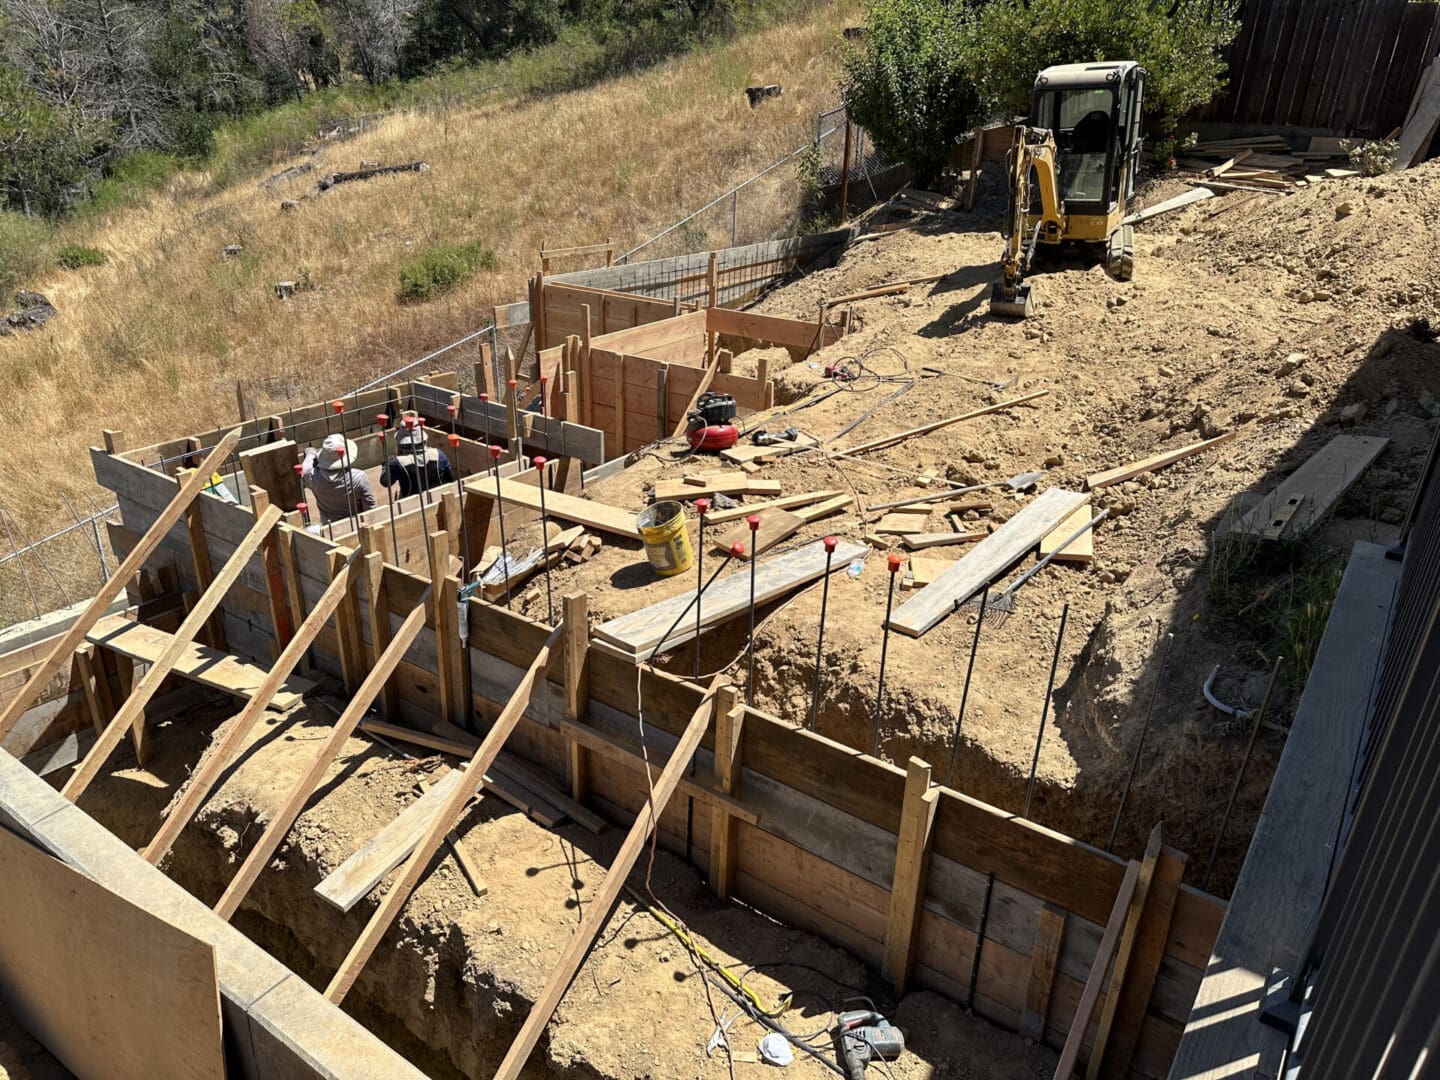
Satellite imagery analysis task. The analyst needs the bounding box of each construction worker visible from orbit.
[380,416,454,498]
[301,434,377,525]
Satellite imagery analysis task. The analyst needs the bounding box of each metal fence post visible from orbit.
[732,189,739,246]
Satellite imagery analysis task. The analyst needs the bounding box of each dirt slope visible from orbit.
[518,162,1440,893]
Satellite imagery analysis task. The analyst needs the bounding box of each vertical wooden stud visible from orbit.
[1021,904,1067,1042]
[177,468,226,651]
[249,487,292,656]
[655,364,669,442]
[429,530,457,725]
[882,757,939,994]
[580,305,595,428]
[615,356,628,456]
[327,547,362,694]
[360,546,399,720]
[563,592,590,802]
[505,348,520,458]
[101,430,127,454]
[74,643,107,738]
[707,251,718,307]
[709,685,744,901]
[275,526,311,674]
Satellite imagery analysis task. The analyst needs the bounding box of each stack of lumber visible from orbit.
[1177,136,1358,193]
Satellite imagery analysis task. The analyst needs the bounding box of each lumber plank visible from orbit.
[493,679,723,1079]
[1121,187,1215,226]
[900,531,988,551]
[1086,825,1162,1079]
[593,539,867,657]
[463,474,640,540]
[720,433,820,465]
[877,512,933,534]
[141,551,361,865]
[1103,846,1186,1075]
[315,769,465,911]
[0,827,224,1079]
[671,351,723,439]
[1053,860,1141,1078]
[212,589,433,921]
[705,306,843,350]
[1232,434,1388,541]
[1085,432,1235,490]
[889,489,1089,637]
[324,624,566,1003]
[882,758,939,995]
[833,390,1049,457]
[705,490,841,524]
[0,428,242,741]
[653,475,782,500]
[708,686,745,900]
[64,505,284,799]
[907,557,956,588]
[1040,506,1095,564]
[710,508,804,559]
[563,592,592,802]
[1022,905,1067,1041]
[792,493,854,524]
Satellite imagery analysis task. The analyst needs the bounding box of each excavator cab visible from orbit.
[991,61,1147,318]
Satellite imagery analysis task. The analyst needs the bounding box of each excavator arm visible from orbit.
[992,126,1065,318]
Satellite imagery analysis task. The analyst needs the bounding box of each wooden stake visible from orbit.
[324,622,566,1003]
[178,469,226,650]
[74,643,107,737]
[493,679,725,1079]
[327,548,363,695]
[249,487,293,655]
[563,593,591,802]
[1021,905,1067,1041]
[142,550,362,865]
[63,503,283,800]
[359,547,400,719]
[0,428,242,741]
[708,685,744,901]
[429,530,457,724]
[213,588,434,921]
[882,757,939,994]
[580,305,595,428]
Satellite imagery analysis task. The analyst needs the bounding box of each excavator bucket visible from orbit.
[989,282,1035,319]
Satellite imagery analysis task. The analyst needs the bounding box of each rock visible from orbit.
[1297,289,1315,303]
[1336,202,1354,219]
[1340,403,1367,423]
[274,281,297,300]
[1313,289,1332,301]
[1108,498,1137,517]
[1096,569,1117,584]
[1419,391,1440,419]
[1276,352,1308,377]
[1287,380,1311,398]
[1158,364,1175,377]
[221,244,243,260]
[1299,371,1316,386]
[1023,326,1043,340]
[1,290,58,335]
[1044,452,1065,468]
[279,199,300,212]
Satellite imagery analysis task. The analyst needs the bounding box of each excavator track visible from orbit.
[1106,225,1135,282]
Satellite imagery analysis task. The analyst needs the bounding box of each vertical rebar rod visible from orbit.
[873,553,903,756]
[806,537,838,730]
[1107,630,1174,852]
[377,417,400,556]
[449,433,468,578]
[490,446,511,610]
[408,420,433,563]
[945,584,990,787]
[966,873,995,1011]
[731,190,739,246]
[745,515,760,706]
[1203,656,1283,891]
[333,401,359,536]
[1023,603,1070,820]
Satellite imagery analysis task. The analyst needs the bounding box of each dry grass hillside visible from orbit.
[0,3,853,621]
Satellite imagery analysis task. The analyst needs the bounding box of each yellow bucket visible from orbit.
[637,501,693,577]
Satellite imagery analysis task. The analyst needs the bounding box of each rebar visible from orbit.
[1023,603,1070,820]
[534,456,555,625]
[967,873,995,1011]
[872,553,903,756]
[377,416,401,556]
[1107,630,1175,852]
[945,584,989,787]
[648,545,742,664]
[746,515,760,706]
[806,536,839,730]
[694,499,710,679]
[1203,656,1283,891]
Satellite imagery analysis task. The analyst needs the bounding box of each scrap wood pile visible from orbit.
[1176,135,1360,193]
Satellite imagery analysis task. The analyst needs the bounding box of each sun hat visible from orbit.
[316,433,358,472]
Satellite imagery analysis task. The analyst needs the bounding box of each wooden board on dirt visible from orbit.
[1230,434,1388,542]
[594,539,866,658]
[711,509,805,559]
[720,433,820,465]
[901,532,987,551]
[0,826,224,1079]
[464,475,641,540]
[1039,506,1095,564]
[86,614,312,709]
[654,475,782,501]
[907,557,957,587]
[889,488,1089,636]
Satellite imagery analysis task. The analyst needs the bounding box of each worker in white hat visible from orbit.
[302,434,377,525]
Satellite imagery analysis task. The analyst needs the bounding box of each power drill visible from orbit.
[831,1009,904,1079]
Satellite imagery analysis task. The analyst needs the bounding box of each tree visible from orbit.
[840,0,982,184]
[0,64,106,214]
[975,0,1240,136]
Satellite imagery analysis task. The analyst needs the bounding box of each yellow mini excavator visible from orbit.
[991,61,1147,318]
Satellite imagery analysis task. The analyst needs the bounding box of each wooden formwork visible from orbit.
[35,439,1231,1080]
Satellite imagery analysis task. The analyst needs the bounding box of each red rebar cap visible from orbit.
[489,444,503,459]
[480,392,489,403]
[747,514,760,532]
[295,502,306,512]
[332,400,343,413]
[293,464,303,474]
[694,498,710,514]
[730,542,746,557]
[823,535,838,553]
[376,413,389,427]
[447,433,460,447]
[417,418,427,427]
[534,455,547,468]
[887,553,903,573]
[446,404,456,415]
[403,416,416,428]
[509,379,518,389]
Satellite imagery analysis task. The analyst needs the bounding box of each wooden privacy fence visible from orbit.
[1197,0,1440,136]
[77,440,1228,1079]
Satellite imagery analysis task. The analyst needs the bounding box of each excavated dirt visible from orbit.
[504,162,1440,894]
[70,694,1057,1079]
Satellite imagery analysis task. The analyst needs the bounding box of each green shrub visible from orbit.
[55,243,107,269]
[396,241,497,302]
[1345,138,1398,177]
[974,0,1241,140]
[841,0,982,184]
[0,211,54,294]
[83,152,182,219]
